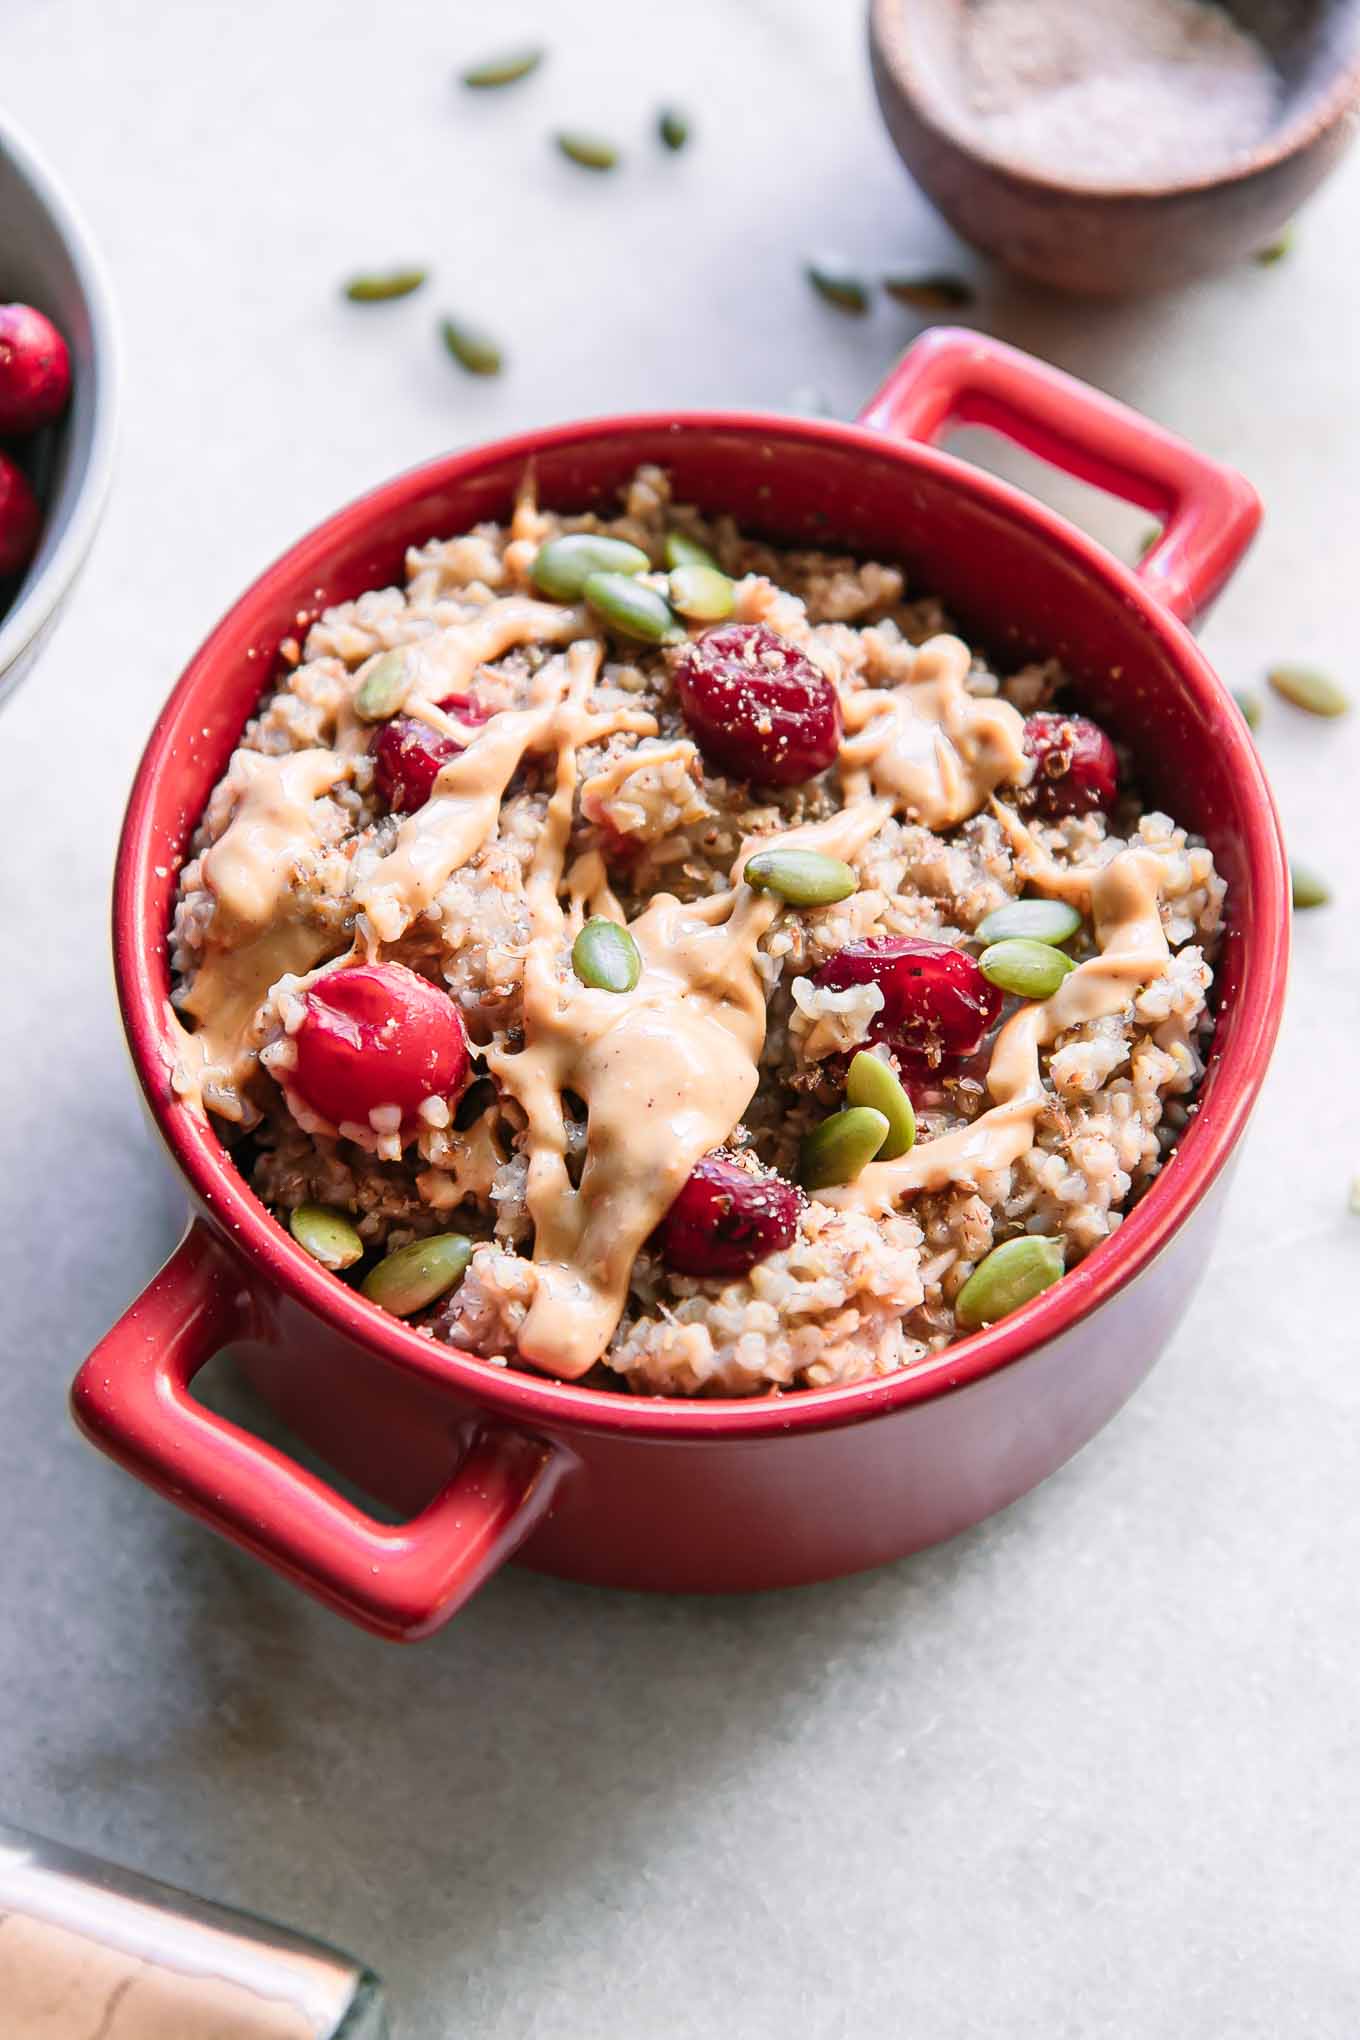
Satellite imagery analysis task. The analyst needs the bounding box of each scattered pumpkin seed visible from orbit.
[743,846,858,907]
[1348,1175,1360,1216]
[975,898,1082,947]
[806,263,869,315]
[1233,688,1262,731]
[361,1233,472,1316]
[1291,863,1332,910]
[531,533,650,599]
[658,105,689,151]
[344,268,427,303]
[556,132,619,171]
[845,1050,916,1161]
[1254,227,1293,265]
[290,1203,365,1272]
[955,1235,1065,1330]
[799,1106,890,1192]
[353,648,412,722]
[460,46,543,88]
[1267,664,1349,718]
[572,916,642,994]
[582,570,683,644]
[440,318,503,376]
[882,271,974,311]
[1138,524,1163,559]
[980,937,1077,1000]
[663,530,719,572]
[669,562,735,621]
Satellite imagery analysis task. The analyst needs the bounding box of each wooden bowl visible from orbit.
[869,0,1360,295]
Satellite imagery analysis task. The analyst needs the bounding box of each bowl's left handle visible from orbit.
[858,327,1261,626]
[70,1220,565,1641]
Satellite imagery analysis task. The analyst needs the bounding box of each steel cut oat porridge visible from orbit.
[169,466,1224,1396]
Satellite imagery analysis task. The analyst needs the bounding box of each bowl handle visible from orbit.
[70,1220,565,1641]
[857,327,1261,626]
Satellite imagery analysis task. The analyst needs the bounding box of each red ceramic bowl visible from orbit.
[72,331,1288,1641]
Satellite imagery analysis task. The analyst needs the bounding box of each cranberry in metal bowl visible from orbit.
[657,1153,801,1278]
[813,937,1003,1069]
[673,621,841,785]
[0,301,72,437]
[1021,711,1118,819]
[0,453,42,579]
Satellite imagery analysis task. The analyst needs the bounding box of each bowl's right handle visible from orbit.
[857,327,1261,626]
[70,1220,565,1641]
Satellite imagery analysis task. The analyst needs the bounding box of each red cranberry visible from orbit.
[0,303,71,437]
[657,1153,801,1278]
[291,962,469,1135]
[813,938,1002,1069]
[0,453,41,579]
[1021,711,1117,818]
[370,693,490,812]
[673,622,841,785]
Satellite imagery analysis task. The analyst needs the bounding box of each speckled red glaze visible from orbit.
[71,331,1287,1641]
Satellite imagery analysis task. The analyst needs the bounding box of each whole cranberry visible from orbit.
[0,303,72,437]
[813,937,1002,1069]
[291,962,469,1135]
[0,453,41,579]
[371,693,490,812]
[657,1153,801,1278]
[673,621,841,785]
[1021,711,1118,818]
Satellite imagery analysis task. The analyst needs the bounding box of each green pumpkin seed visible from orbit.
[1348,1175,1360,1216]
[1267,664,1349,718]
[440,318,503,376]
[980,937,1077,1001]
[1233,688,1262,731]
[658,105,689,151]
[1139,524,1163,559]
[669,562,735,621]
[800,1107,889,1192]
[582,570,683,644]
[531,533,651,599]
[743,847,858,907]
[460,46,543,88]
[344,268,427,303]
[806,263,869,315]
[572,916,642,993]
[882,271,974,311]
[556,132,618,171]
[362,1233,472,1316]
[663,530,719,571]
[353,648,412,722]
[845,1051,916,1161]
[1291,863,1332,910]
[1254,227,1293,265]
[290,1203,365,1272]
[975,898,1082,947]
[955,1235,1065,1329]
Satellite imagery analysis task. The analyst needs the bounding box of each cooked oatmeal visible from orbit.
[168,466,1224,1396]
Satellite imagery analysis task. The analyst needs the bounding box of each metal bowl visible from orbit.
[0,117,118,710]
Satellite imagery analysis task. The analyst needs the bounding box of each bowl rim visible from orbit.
[0,115,120,698]
[868,0,1360,202]
[114,407,1290,1442]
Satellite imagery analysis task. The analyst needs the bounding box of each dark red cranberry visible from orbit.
[291,962,469,1135]
[370,693,490,812]
[0,453,41,579]
[813,938,1002,1069]
[657,1153,801,1278]
[1021,711,1118,818]
[673,622,841,785]
[0,303,71,437]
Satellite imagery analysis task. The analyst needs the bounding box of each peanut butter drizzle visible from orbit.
[838,633,1029,828]
[170,749,351,1115]
[820,846,1172,1218]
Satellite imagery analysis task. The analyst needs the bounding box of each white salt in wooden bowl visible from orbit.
[869,0,1360,294]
